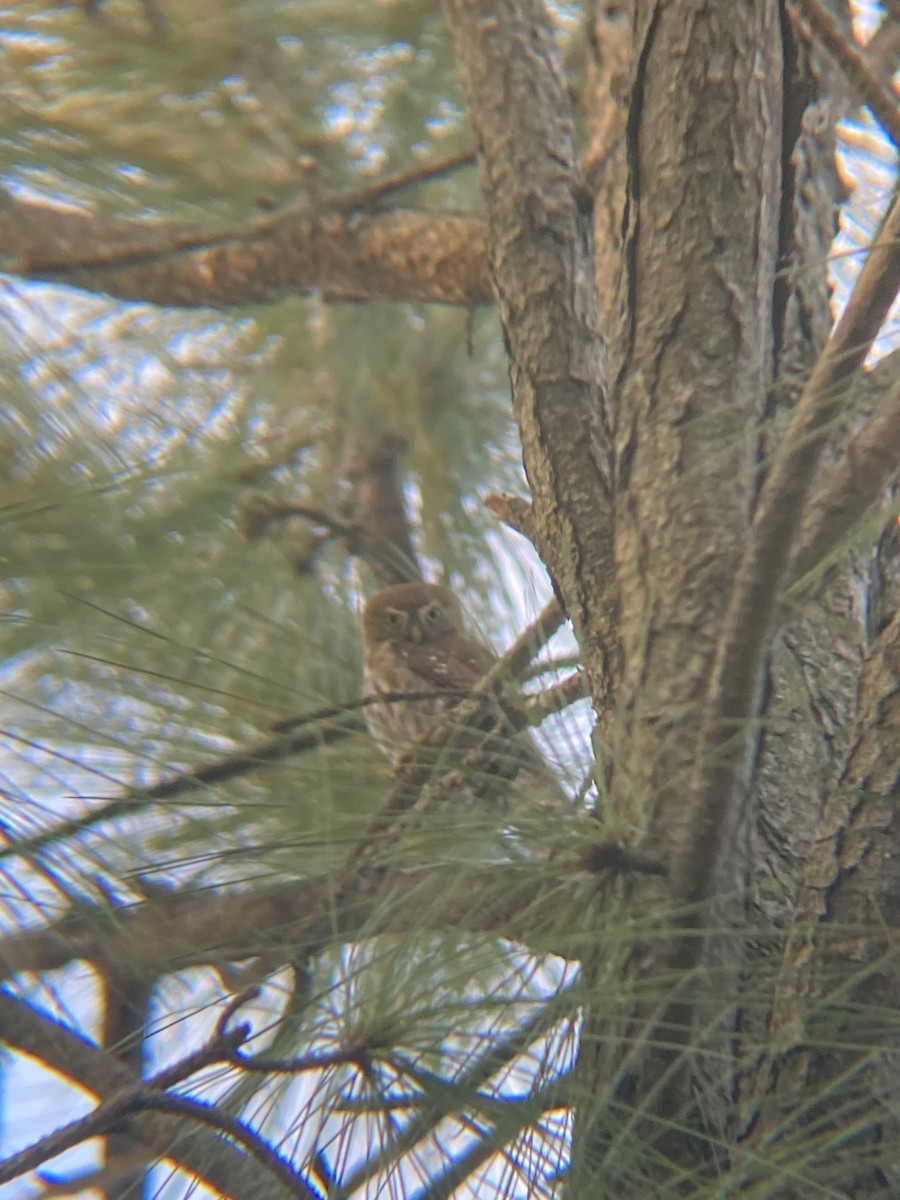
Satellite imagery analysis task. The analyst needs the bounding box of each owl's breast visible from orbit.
[362,651,457,765]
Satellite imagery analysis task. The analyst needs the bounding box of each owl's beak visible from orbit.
[410,622,423,643]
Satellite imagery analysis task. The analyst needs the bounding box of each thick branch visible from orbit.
[1,193,492,308]
[0,999,253,1190]
[788,375,900,593]
[249,434,423,588]
[498,597,566,680]
[99,969,152,1200]
[345,433,423,585]
[678,187,900,908]
[442,0,615,704]
[0,852,601,990]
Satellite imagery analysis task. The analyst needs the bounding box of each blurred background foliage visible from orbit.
[0,1,586,930]
[0,4,595,1189]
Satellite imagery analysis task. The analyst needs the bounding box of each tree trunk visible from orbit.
[445,0,900,1191]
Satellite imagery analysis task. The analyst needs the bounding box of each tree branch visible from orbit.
[0,710,364,864]
[678,184,900,909]
[789,0,900,149]
[246,433,422,585]
[787,375,900,596]
[334,990,575,1199]
[315,149,477,214]
[441,0,616,705]
[0,993,253,1189]
[98,966,152,1200]
[0,992,298,1200]
[0,844,602,991]
[2,668,579,884]
[345,432,423,586]
[1,193,492,308]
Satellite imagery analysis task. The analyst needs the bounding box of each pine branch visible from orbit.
[789,0,900,148]
[0,992,297,1200]
[1,195,493,308]
[0,709,364,864]
[334,991,576,1198]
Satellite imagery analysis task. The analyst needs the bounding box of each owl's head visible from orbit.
[363,583,463,645]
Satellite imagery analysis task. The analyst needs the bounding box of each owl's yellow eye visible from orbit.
[384,611,404,628]
[422,604,443,624]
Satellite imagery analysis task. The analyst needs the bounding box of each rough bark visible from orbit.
[601,0,782,879]
[0,195,492,307]
[442,0,616,708]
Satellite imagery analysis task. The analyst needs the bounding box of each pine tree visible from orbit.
[1,2,899,1197]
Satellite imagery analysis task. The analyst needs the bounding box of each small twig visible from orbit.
[243,502,353,543]
[484,493,537,544]
[215,983,262,1032]
[0,709,364,864]
[520,653,582,682]
[256,150,477,231]
[493,597,566,682]
[525,671,588,719]
[231,1043,374,1075]
[270,689,466,734]
[333,149,477,212]
[331,1092,424,1116]
[235,433,320,484]
[214,990,379,1075]
[244,433,420,585]
[789,0,900,149]
[580,840,667,878]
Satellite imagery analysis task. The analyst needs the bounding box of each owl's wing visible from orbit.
[396,632,570,825]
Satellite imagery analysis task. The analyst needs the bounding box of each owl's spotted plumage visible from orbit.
[361,584,565,825]
[362,583,493,764]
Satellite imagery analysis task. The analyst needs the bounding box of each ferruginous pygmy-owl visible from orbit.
[361,583,563,808]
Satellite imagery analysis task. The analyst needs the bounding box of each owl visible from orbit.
[362,583,562,809]
[362,583,493,766]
